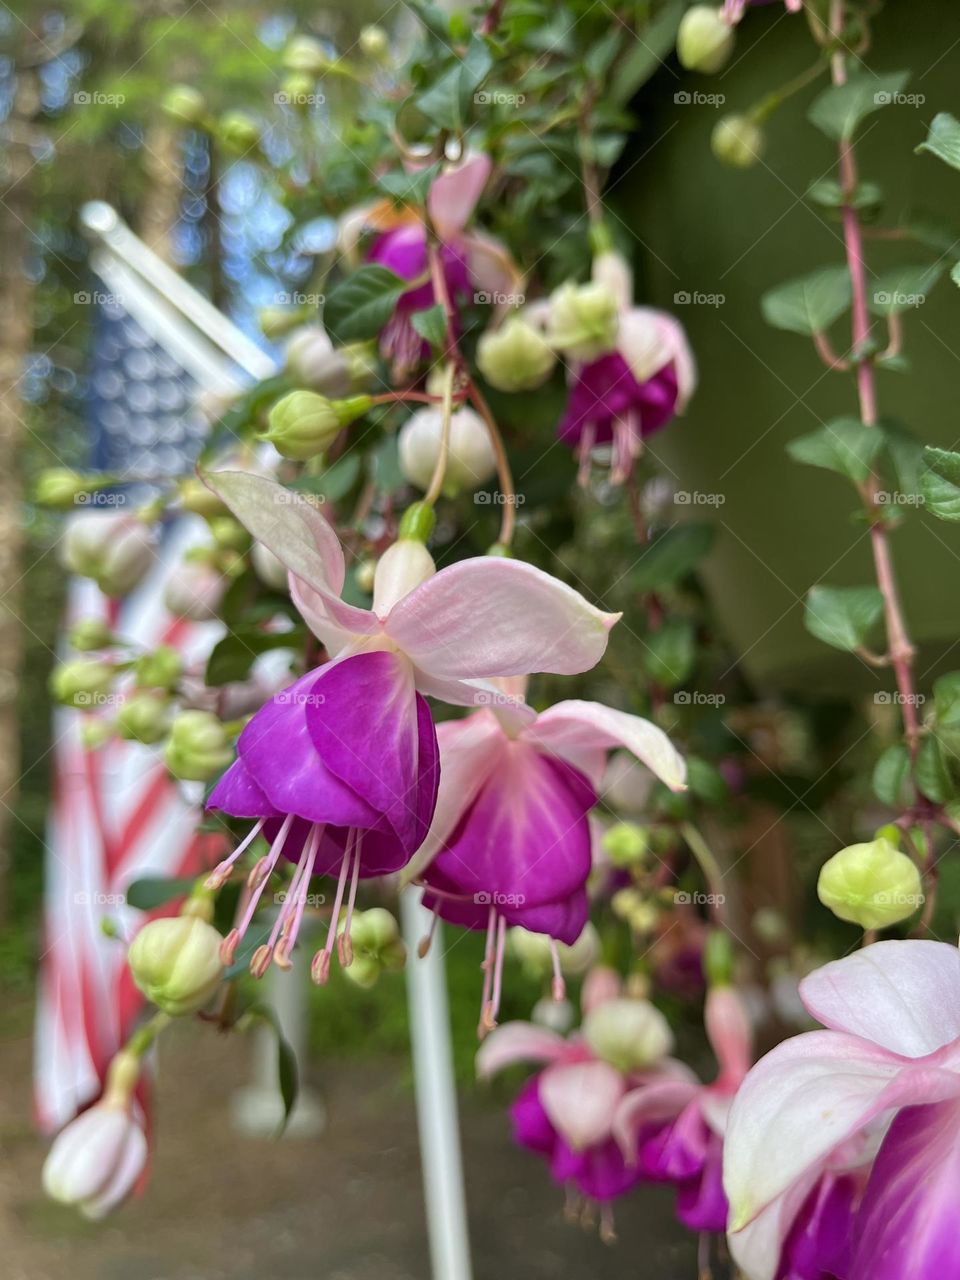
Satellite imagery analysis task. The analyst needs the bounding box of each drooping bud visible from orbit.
[69,617,116,652]
[50,659,115,709]
[61,512,155,598]
[284,327,352,396]
[134,645,182,692]
[127,914,225,1015]
[116,692,169,745]
[218,111,261,152]
[282,34,329,75]
[42,1091,147,1220]
[398,405,497,494]
[817,836,923,930]
[547,280,620,361]
[372,538,436,616]
[164,710,233,782]
[476,316,556,392]
[162,84,207,126]
[601,821,649,868]
[251,541,289,591]
[582,997,674,1072]
[711,114,765,168]
[163,557,227,621]
[264,390,372,460]
[677,6,736,74]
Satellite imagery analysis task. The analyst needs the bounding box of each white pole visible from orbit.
[401,888,473,1280]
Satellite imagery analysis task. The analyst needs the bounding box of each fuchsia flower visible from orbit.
[557,253,696,484]
[724,940,960,1280]
[411,683,685,1029]
[362,154,520,376]
[200,469,618,983]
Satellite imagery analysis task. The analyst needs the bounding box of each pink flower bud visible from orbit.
[42,1099,146,1219]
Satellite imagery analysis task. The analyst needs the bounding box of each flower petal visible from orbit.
[427,153,491,239]
[723,1030,956,1232]
[539,1059,626,1151]
[385,559,618,679]
[527,699,687,791]
[799,939,960,1059]
[705,985,753,1091]
[613,1078,700,1160]
[476,1021,567,1079]
[204,469,378,642]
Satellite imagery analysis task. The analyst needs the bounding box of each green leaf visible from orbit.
[685,756,729,804]
[125,875,197,911]
[629,523,715,592]
[869,262,944,315]
[916,112,960,172]
[416,35,493,130]
[761,267,852,335]
[934,672,960,756]
[641,620,696,689]
[377,163,439,205]
[786,418,882,484]
[206,628,297,687]
[807,179,882,212]
[804,585,884,651]
[917,735,954,804]
[323,265,407,345]
[872,743,912,808]
[293,453,363,503]
[411,304,449,348]
[920,446,960,521]
[952,261,960,289]
[879,418,924,498]
[808,70,910,142]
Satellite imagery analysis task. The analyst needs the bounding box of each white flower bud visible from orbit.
[42,1093,146,1220]
[476,316,556,392]
[163,558,226,621]
[284,327,352,397]
[61,512,155,598]
[398,406,497,494]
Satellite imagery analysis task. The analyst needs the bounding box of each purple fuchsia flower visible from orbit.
[555,252,696,484]
[360,154,520,378]
[201,469,618,984]
[409,684,685,1031]
[476,984,684,1239]
[613,983,753,1237]
[724,940,960,1280]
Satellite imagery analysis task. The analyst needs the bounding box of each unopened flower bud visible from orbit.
[164,710,233,782]
[264,390,372,460]
[582,997,673,1072]
[510,922,600,978]
[178,476,227,518]
[547,280,619,361]
[35,468,102,509]
[50,659,114,709]
[817,836,922,930]
[350,906,401,951]
[62,512,155,598]
[602,821,649,867]
[712,115,764,168]
[258,306,303,341]
[476,316,556,392]
[284,327,352,396]
[532,996,575,1034]
[116,692,169,745]
[372,538,436,615]
[209,516,249,552]
[677,6,735,73]
[343,909,406,988]
[69,617,115,652]
[42,1093,147,1219]
[80,719,112,750]
[218,111,260,152]
[358,25,388,58]
[162,84,206,125]
[282,72,315,104]
[128,914,224,1015]
[163,558,227,621]
[251,541,289,591]
[134,645,182,692]
[398,405,497,494]
[282,34,329,74]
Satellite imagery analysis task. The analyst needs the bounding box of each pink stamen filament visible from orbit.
[312,829,358,984]
[478,904,498,1037]
[418,910,440,959]
[338,834,363,967]
[549,940,566,1002]
[220,814,293,965]
[275,824,322,968]
[205,818,265,890]
[486,913,508,1033]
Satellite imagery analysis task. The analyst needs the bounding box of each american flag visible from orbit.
[34,296,231,1133]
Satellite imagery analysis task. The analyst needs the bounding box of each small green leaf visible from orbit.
[934,672,960,757]
[808,70,910,142]
[411,304,449,349]
[916,112,960,172]
[921,446,960,521]
[872,743,912,808]
[641,620,696,689]
[807,179,882,211]
[761,267,851,336]
[324,265,407,345]
[869,262,944,315]
[629,523,715,592]
[685,757,729,804]
[786,418,882,484]
[293,453,363,503]
[879,418,924,498]
[804,585,884,651]
[416,36,494,131]
[377,163,440,205]
[916,735,954,804]
[125,875,197,911]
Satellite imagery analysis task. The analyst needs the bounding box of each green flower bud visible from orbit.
[208,516,249,552]
[343,954,382,989]
[547,280,620,361]
[177,476,227,518]
[164,711,233,782]
[397,500,437,544]
[281,73,316,105]
[117,692,169,745]
[602,821,649,868]
[218,111,261,152]
[817,837,923,930]
[162,85,207,126]
[258,306,304,341]
[69,618,116,652]
[127,915,224,1016]
[476,316,557,392]
[510,922,599,978]
[358,25,389,59]
[50,659,115,709]
[35,468,103,509]
[581,997,674,1072]
[134,646,182,692]
[282,34,329,75]
[711,115,765,168]
[61,512,155,598]
[350,906,401,951]
[677,6,735,74]
[264,390,372,460]
[703,929,734,987]
[80,719,112,750]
